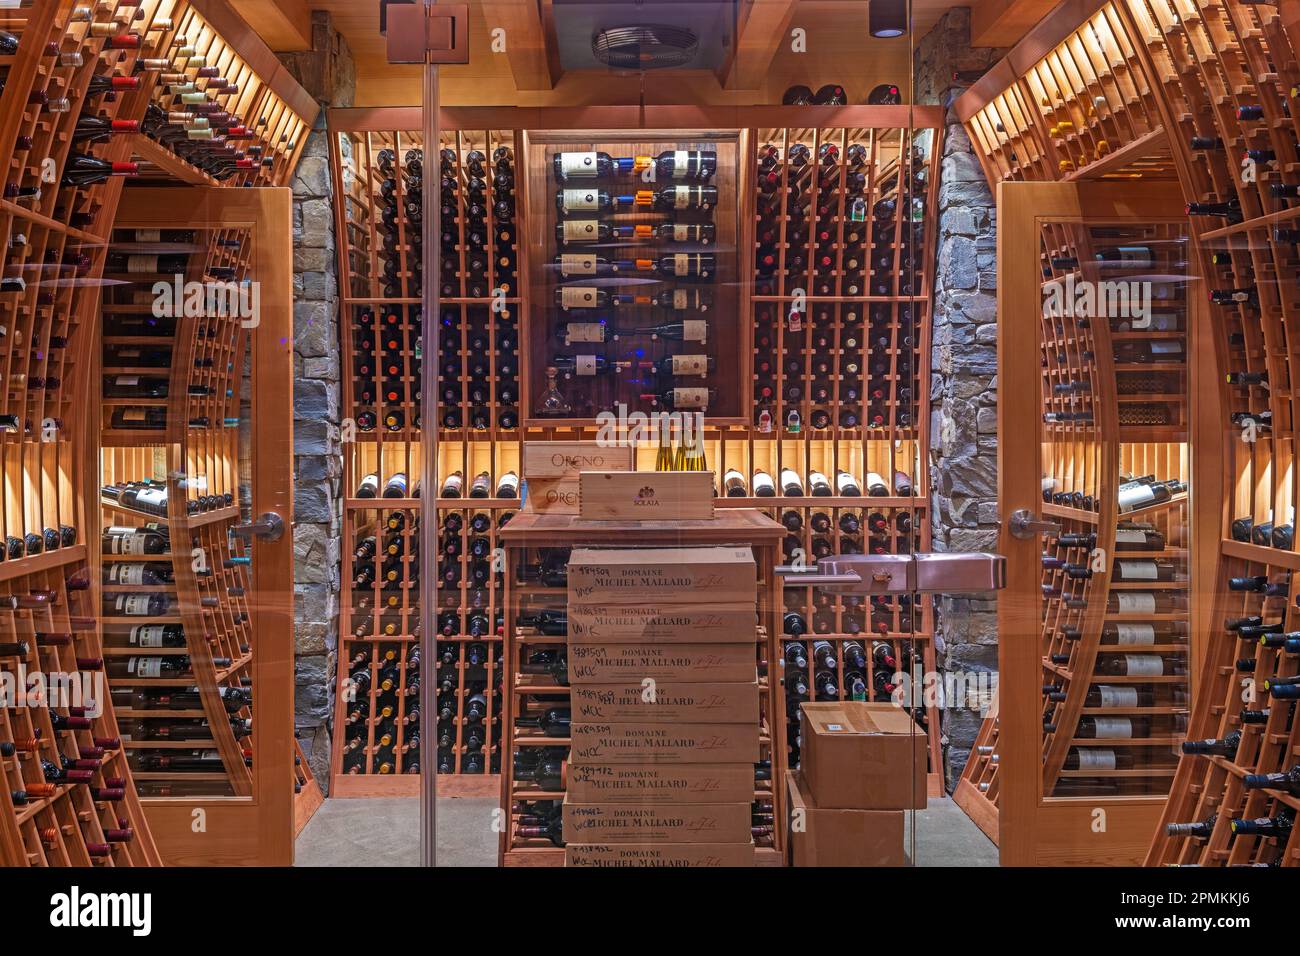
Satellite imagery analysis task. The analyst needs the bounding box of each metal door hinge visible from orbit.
[386,2,470,64]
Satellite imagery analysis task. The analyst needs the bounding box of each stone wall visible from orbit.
[914,8,1004,789]
[280,12,355,788]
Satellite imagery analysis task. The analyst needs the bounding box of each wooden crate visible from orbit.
[497,510,784,866]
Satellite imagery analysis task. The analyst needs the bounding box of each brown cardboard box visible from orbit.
[522,441,635,479]
[785,770,907,867]
[568,643,757,683]
[571,681,759,723]
[565,763,756,805]
[799,702,928,809]
[578,471,715,520]
[566,842,755,867]
[562,798,752,844]
[567,547,756,606]
[568,603,756,644]
[570,721,760,764]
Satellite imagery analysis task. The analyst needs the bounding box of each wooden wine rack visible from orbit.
[325,106,948,799]
[0,0,179,869]
[955,0,1299,866]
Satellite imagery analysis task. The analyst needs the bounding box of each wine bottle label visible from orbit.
[115,595,153,616]
[670,354,707,377]
[561,253,597,275]
[125,255,159,273]
[672,388,708,409]
[672,224,691,241]
[1115,623,1156,645]
[111,533,150,555]
[1115,529,1147,545]
[561,189,599,211]
[1076,748,1117,770]
[674,188,691,209]
[1116,592,1156,613]
[561,287,597,308]
[1093,717,1132,739]
[129,657,163,678]
[133,230,161,242]
[114,376,140,386]
[135,489,166,508]
[575,355,597,375]
[1124,654,1164,676]
[673,254,691,276]
[1097,685,1138,708]
[131,626,166,647]
[753,473,775,494]
[562,220,599,241]
[113,564,146,586]
[682,319,707,343]
[565,322,604,343]
[1116,560,1157,581]
[560,152,597,176]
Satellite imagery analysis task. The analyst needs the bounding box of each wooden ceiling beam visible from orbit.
[481,0,560,91]
[971,0,1061,48]
[228,0,313,52]
[717,0,799,92]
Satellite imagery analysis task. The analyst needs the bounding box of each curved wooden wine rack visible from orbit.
[0,0,314,866]
[0,0,181,869]
[954,0,1299,867]
[326,106,949,801]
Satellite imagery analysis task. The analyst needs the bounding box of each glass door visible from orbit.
[408,0,939,868]
[100,187,296,865]
[997,177,1195,865]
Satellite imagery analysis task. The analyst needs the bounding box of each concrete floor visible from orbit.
[294,795,998,867]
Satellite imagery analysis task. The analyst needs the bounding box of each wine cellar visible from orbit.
[326,105,945,810]
[0,0,1296,888]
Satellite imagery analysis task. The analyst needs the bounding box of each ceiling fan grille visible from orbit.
[591,24,700,70]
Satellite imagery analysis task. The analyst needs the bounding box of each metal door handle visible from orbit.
[1008,508,1062,540]
[232,512,284,543]
[776,553,1006,594]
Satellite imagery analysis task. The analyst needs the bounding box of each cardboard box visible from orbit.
[565,763,756,805]
[568,642,757,683]
[786,771,907,867]
[579,471,715,520]
[566,842,755,867]
[570,721,760,764]
[567,547,756,606]
[799,702,928,809]
[524,477,581,515]
[522,441,635,479]
[567,602,756,644]
[562,799,752,844]
[570,682,759,723]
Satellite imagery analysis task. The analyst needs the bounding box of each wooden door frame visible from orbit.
[996,178,1193,866]
[113,187,296,865]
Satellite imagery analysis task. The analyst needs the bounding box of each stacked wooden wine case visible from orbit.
[326,105,947,806]
[954,0,1300,867]
[0,0,316,866]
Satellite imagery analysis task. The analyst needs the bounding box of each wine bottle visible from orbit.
[355,473,380,498]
